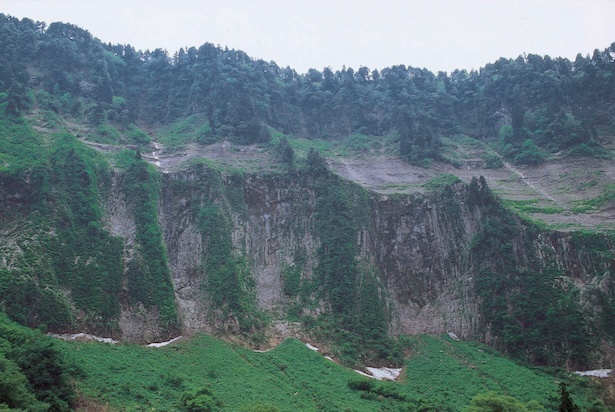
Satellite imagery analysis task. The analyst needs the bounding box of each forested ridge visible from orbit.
[1,13,614,164]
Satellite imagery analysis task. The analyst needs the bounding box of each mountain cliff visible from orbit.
[0,14,614,372]
[2,126,614,369]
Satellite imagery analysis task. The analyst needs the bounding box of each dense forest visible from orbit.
[1,13,614,165]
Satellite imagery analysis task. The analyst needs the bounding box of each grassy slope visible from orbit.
[63,335,377,411]
[61,334,600,412]
[400,335,557,408]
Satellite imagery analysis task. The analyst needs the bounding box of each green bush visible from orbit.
[481,152,504,169]
[513,139,545,165]
[125,124,151,145]
[347,378,375,392]
[94,123,121,144]
[464,392,539,412]
[423,173,461,191]
[274,137,294,167]
[181,387,218,412]
[0,313,76,411]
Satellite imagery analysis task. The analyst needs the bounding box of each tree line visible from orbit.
[1,14,614,163]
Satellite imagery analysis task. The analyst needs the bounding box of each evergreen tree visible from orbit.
[558,383,579,412]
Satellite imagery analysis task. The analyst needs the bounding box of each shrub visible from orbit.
[481,152,504,169]
[423,173,461,191]
[348,378,375,392]
[181,387,217,412]
[513,139,544,165]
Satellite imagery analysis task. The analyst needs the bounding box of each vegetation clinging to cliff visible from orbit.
[0,120,125,333]
[307,149,397,364]
[121,151,179,333]
[468,177,596,367]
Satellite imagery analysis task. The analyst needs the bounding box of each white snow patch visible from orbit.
[365,367,402,381]
[147,336,183,348]
[306,343,319,351]
[574,369,612,378]
[49,332,118,344]
[325,356,334,362]
[447,332,460,341]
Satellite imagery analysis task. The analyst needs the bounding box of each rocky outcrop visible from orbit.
[2,160,613,366]
[369,187,483,338]
[155,169,615,366]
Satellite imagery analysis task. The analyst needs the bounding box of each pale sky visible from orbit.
[1,0,614,74]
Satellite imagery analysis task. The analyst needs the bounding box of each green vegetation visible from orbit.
[196,188,259,332]
[61,335,380,411]
[503,199,565,215]
[571,183,615,213]
[401,335,552,409]
[422,173,462,191]
[157,113,215,151]
[0,117,47,177]
[402,335,607,411]
[481,152,504,169]
[92,123,121,144]
[467,177,597,367]
[2,14,615,162]
[52,332,604,411]
[281,264,301,297]
[0,312,76,411]
[502,138,546,166]
[464,392,544,412]
[0,122,125,333]
[305,150,397,363]
[273,136,294,168]
[120,152,179,333]
[88,123,151,146]
[46,133,124,332]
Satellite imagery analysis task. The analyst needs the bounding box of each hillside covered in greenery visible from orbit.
[1,12,615,411]
[0,14,614,164]
[0,312,609,411]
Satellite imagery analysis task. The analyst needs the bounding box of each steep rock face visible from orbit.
[2,159,614,366]
[158,168,320,334]
[369,186,483,338]
[152,169,614,366]
[102,171,167,341]
[239,174,318,310]
[158,170,209,333]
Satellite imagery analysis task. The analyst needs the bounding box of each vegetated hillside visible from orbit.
[58,333,608,412]
[1,13,614,161]
[0,312,610,411]
[1,11,615,382]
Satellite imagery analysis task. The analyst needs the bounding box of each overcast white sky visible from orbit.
[2,0,614,74]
